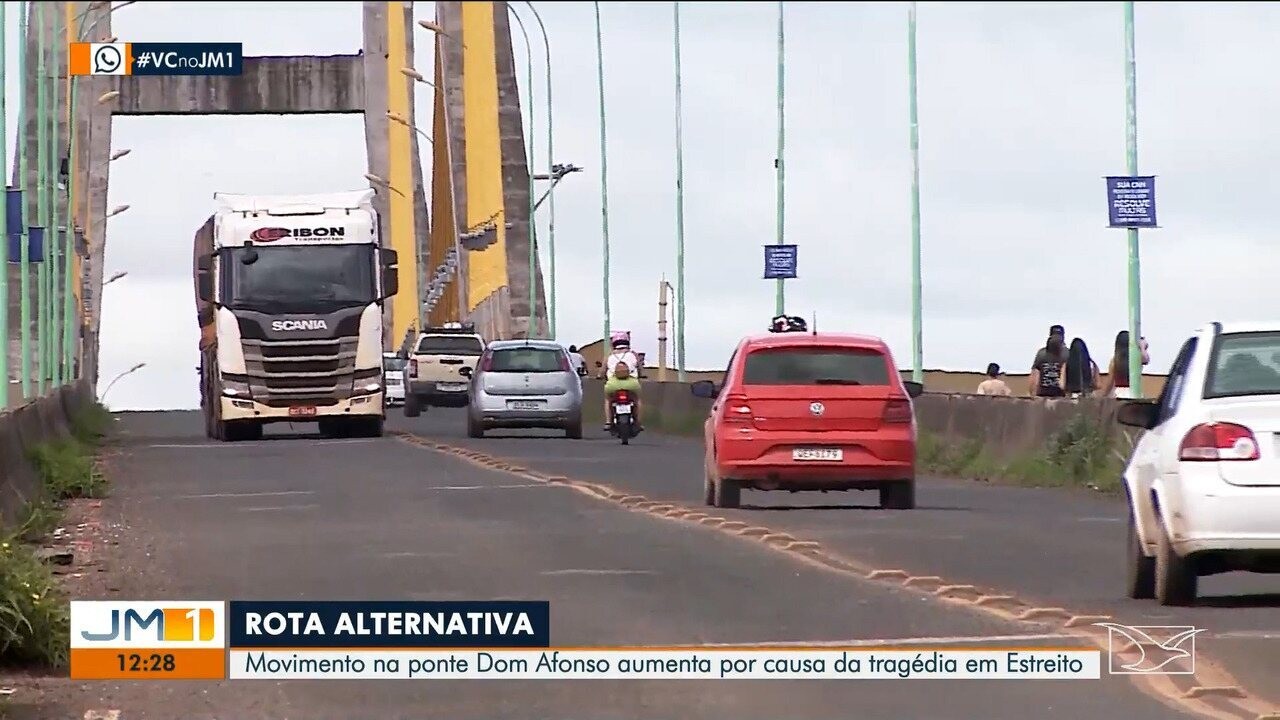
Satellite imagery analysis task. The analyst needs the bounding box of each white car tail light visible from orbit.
[1179,422,1260,461]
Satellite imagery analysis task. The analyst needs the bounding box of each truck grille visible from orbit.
[242,338,360,406]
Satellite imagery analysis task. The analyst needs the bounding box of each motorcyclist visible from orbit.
[603,361,642,430]
[600,331,641,431]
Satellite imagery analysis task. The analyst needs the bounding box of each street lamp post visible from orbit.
[16,2,31,399]
[908,2,923,384]
[521,1,558,340]
[673,2,686,382]
[507,5,539,338]
[99,360,144,403]
[593,2,612,349]
[35,2,48,395]
[1123,2,1143,397]
[773,1,786,317]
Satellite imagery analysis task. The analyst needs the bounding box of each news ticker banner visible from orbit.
[70,601,1101,681]
[69,43,243,76]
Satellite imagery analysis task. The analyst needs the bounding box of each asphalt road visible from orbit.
[393,407,1280,711]
[28,410,1205,719]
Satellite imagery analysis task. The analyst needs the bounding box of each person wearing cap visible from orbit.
[976,363,1012,396]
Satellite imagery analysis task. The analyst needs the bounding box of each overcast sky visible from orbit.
[4,1,1276,410]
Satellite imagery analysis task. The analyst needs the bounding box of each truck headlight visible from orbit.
[360,382,382,394]
[221,378,251,398]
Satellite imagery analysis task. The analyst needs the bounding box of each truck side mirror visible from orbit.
[380,248,399,299]
[196,254,214,303]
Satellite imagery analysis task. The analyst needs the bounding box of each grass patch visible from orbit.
[0,401,113,670]
[919,411,1128,493]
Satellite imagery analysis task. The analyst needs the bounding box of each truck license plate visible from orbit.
[509,400,543,411]
[793,448,842,462]
[289,406,318,417]
[438,383,467,392]
[614,403,633,415]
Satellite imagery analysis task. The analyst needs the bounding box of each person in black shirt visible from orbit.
[1030,335,1067,397]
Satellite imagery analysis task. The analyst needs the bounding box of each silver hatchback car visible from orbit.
[465,340,584,439]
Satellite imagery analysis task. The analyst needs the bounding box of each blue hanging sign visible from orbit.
[5,188,23,237]
[1105,175,1158,228]
[763,244,798,279]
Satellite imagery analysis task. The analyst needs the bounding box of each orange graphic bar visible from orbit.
[71,648,226,680]
[68,43,92,76]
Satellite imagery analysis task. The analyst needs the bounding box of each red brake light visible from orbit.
[479,353,493,372]
[724,393,754,424]
[614,391,631,403]
[558,353,572,372]
[882,398,913,424]
[1179,422,1259,461]
[408,360,418,376]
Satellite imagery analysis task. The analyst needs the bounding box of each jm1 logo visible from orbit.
[81,608,215,642]
[272,319,328,331]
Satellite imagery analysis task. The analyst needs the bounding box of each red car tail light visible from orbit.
[882,398,913,424]
[1179,422,1259,461]
[558,353,572,372]
[724,393,754,424]
[479,353,493,372]
[408,360,418,376]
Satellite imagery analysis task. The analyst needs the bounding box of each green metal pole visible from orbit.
[0,0,8,407]
[908,2,923,384]
[50,7,63,387]
[35,1,47,394]
[593,2,611,346]
[1123,1,1142,398]
[522,1,556,340]
[673,1,686,382]
[17,2,30,399]
[508,6,537,339]
[773,1,785,316]
[62,10,76,380]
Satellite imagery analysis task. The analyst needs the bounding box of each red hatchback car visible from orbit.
[691,332,923,510]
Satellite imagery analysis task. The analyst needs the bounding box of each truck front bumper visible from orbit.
[219,393,384,422]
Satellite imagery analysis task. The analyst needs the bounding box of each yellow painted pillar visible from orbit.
[460,1,507,311]
[428,36,458,326]
[386,1,420,346]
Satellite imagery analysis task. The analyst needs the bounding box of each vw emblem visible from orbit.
[809,402,825,416]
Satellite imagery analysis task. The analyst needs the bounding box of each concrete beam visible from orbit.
[110,55,365,116]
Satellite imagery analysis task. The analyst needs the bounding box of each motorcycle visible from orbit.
[609,389,637,445]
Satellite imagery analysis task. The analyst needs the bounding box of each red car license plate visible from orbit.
[289,406,318,417]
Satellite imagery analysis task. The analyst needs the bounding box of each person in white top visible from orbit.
[567,345,587,379]
[601,332,641,430]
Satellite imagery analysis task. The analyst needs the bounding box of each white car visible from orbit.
[1118,321,1280,606]
[383,353,407,407]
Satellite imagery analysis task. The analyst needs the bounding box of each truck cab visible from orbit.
[402,323,486,417]
[194,190,399,441]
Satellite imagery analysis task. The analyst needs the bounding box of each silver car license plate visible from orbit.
[509,400,543,411]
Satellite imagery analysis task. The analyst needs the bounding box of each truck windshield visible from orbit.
[225,245,375,313]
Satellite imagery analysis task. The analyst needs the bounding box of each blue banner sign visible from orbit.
[763,244,798,280]
[6,188,23,236]
[8,226,44,263]
[1106,175,1157,228]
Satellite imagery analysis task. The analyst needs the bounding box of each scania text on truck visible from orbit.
[194,190,399,441]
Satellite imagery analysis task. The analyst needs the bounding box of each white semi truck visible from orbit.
[194,190,400,441]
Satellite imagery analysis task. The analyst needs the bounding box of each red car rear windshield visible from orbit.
[742,347,890,386]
